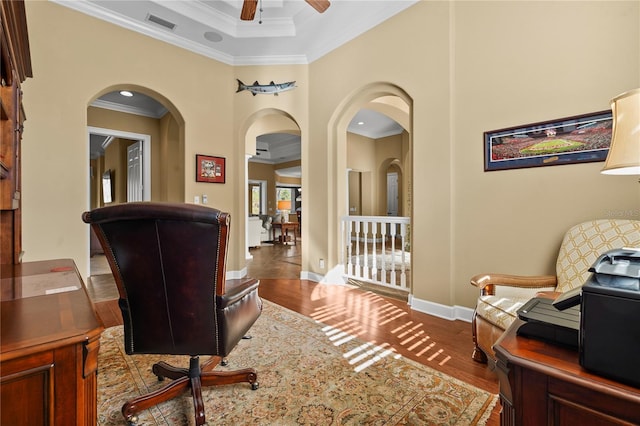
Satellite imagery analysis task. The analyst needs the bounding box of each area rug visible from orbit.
[98,300,497,425]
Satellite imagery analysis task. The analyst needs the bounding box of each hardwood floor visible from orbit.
[91,240,501,425]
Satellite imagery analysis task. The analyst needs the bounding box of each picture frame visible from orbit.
[484,110,613,172]
[195,154,225,183]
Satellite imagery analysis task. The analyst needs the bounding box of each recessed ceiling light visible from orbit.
[204,31,223,43]
[357,121,365,125]
[119,90,133,97]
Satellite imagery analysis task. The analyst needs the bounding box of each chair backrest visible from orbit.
[556,219,640,292]
[83,202,230,356]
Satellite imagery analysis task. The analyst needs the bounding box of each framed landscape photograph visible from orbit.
[484,110,613,171]
[196,154,225,183]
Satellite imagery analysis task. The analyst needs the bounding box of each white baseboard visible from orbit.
[237,267,473,323]
[227,267,247,280]
[410,296,474,323]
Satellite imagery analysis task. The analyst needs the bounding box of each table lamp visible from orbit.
[601,88,640,175]
[277,200,291,213]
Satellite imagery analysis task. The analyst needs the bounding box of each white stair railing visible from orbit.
[340,215,410,292]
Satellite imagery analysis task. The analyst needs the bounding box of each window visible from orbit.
[249,182,264,215]
[276,187,294,213]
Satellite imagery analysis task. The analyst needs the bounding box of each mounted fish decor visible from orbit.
[236,79,296,96]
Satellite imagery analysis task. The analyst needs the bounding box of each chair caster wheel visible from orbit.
[251,382,259,390]
[221,358,229,366]
[127,415,139,426]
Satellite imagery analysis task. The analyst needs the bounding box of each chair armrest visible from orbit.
[470,273,557,296]
[217,277,260,309]
[535,291,562,299]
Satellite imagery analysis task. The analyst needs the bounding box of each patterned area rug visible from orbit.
[98,300,497,425]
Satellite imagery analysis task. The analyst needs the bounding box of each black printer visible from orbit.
[579,248,640,388]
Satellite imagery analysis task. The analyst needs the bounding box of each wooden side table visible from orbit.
[1,259,104,425]
[494,318,640,426]
[272,222,299,245]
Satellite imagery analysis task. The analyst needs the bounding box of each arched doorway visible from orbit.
[86,85,185,280]
[329,84,413,296]
[241,109,302,278]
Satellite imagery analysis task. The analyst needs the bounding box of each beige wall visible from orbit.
[307,1,639,307]
[22,1,237,277]
[348,133,376,216]
[450,1,640,307]
[19,1,639,310]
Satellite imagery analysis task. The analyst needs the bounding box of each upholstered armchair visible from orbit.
[83,202,262,426]
[470,219,640,364]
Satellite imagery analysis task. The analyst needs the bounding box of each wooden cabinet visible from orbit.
[1,0,32,265]
[0,259,104,425]
[0,6,104,424]
[494,319,640,425]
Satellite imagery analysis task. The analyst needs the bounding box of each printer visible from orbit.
[579,248,640,388]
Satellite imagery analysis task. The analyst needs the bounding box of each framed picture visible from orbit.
[484,110,613,171]
[196,154,225,183]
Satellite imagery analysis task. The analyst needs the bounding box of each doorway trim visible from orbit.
[87,126,151,201]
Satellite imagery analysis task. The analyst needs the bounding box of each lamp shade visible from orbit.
[601,88,640,175]
[277,200,291,211]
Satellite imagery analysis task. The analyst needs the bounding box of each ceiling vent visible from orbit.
[146,14,176,31]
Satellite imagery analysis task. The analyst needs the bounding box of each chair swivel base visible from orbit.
[122,355,258,426]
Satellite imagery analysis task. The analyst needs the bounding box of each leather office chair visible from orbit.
[83,202,262,426]
[470,219,640,364]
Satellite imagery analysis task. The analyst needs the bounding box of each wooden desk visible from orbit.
[494,318,640,426]
[0,259,104,425]
[272,222,299,245]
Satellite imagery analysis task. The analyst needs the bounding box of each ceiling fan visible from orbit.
[240,0,330,21]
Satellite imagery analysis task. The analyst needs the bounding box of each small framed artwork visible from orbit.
[196,154,225,183]
[484,110,613,171]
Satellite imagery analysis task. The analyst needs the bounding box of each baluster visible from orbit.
[341,218,346,275]
[400,222,407,290]
[354,221,361,277]
[363,221,369,279]
[380,223,387,284]
[370,221,378,281]
[389,222,396,285]
[347,219,353,276]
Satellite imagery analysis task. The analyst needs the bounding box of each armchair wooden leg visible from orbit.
[472,343,488,364]
[471,309,488,364]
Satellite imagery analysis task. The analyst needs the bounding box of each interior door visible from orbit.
[127,141,143,202]
[348,171,361,215]
[386,172,398,216]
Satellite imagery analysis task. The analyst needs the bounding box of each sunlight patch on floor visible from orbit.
[311,293,456,371]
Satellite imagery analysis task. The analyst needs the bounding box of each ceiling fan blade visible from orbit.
[240,0,257,20]
[305,0,330,13]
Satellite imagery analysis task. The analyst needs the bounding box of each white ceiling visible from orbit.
[83,0,411,170]
[55,0,418,65]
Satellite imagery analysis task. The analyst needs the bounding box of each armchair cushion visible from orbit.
[476,295,542,330]
[555,219,640,292]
